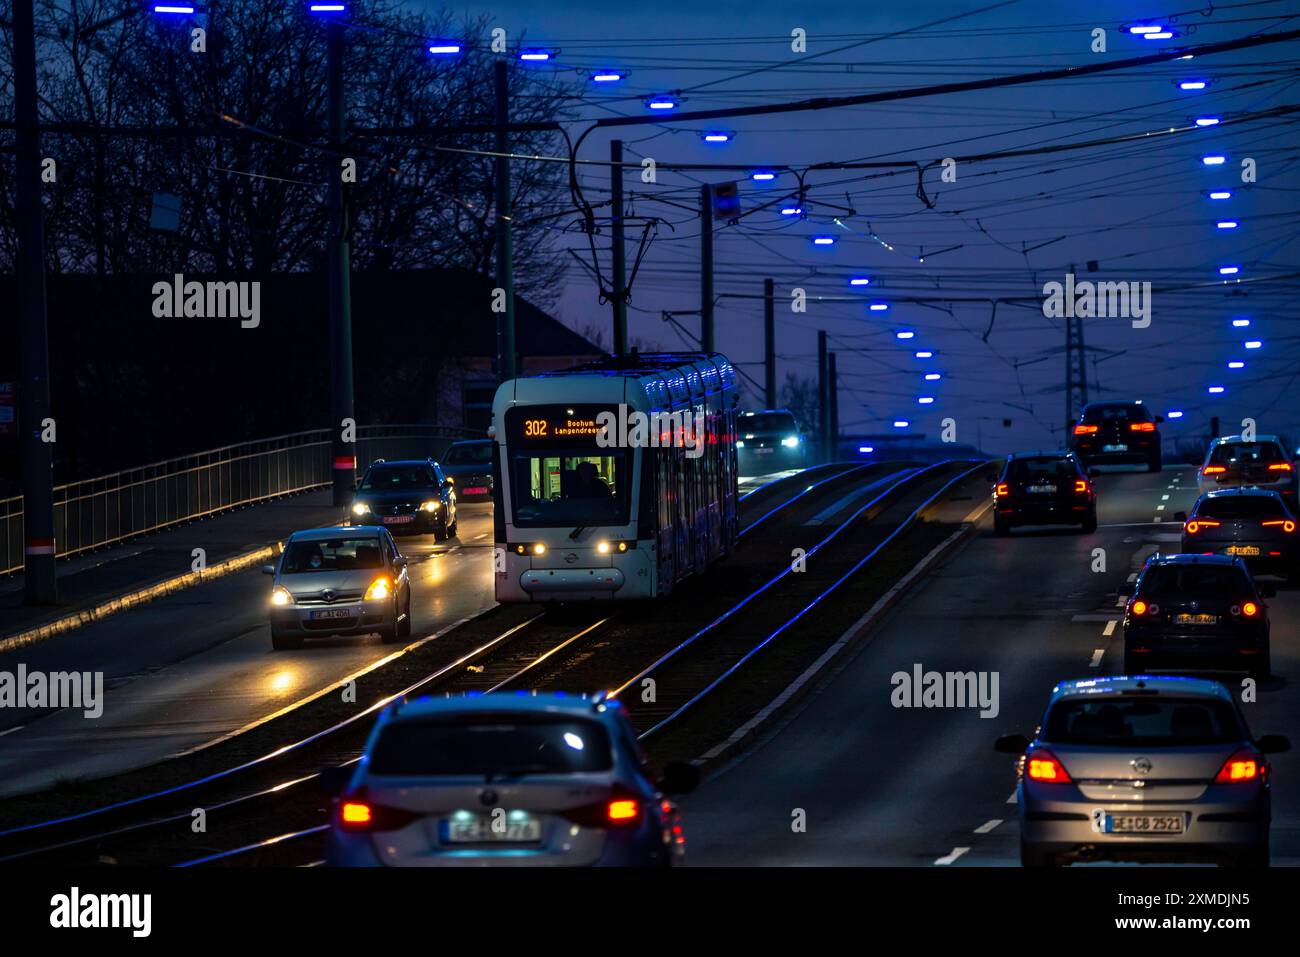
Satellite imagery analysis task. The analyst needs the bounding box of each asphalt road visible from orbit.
[0,504,497,797]
[684,464,1300,866]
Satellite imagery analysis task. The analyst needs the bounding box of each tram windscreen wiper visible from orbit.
[569,526,587,540]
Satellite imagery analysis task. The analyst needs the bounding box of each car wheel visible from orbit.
[1020,839,1056,868]
[1148,454,1162,473]
[994,515,1010,537]
[446,519,458,539]
[1080,509,1098,534]
[432,521,448,542]
[271,626,303,650]
[1254,651,1270,680]
[1123,654,1136,675]
[396,594,412,638]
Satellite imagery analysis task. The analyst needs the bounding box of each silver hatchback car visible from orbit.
[324,693,698,867]
[997,676,1290,867]
[1198,434,1298,510]
[263,525,412,650]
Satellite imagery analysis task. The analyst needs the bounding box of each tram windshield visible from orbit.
[509,452,630,528]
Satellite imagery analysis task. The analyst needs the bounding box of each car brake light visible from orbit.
[1203,465,1227,474]
[608,799,640,822]
[1073,425,1097,435]
[1185,519,1220,533]
[1129,421,1156,432]
[1268,462,1293,472]
[1074,479,1088,494]
[1026,749,1072,783]
[1131,599,1148,615]
[995,483,1009,496]
[1242,601,1259,617]
[340,802,372,828]
[337,795,421,832]
[1215,748,1262,783]
[1262,520,1296,532]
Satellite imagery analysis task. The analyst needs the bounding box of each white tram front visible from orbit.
[492,353,738,603]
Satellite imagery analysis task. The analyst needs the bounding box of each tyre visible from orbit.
[446,520,458,539]
[271,626,303,650]
[1020,840,1056,868]
[396,594,412,638]
[1081,510,1098,534]
[1148,453,1162,473]
[994,515,1011,537]
[1254,650,1270,680]
[432,521,448,542]
[1123,654,1136,675]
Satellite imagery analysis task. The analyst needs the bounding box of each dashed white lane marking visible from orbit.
[1103,619,1118,637]
[1156,504,1165,511]
[1089,648,1105,668]
[1115,595,1126,607]
[1161,494,1170,501]
[1154,517,1163,523]
[1127,572,1138,582]
[974,819,1003,834]
[934,847,970,865]
[1006,791,1018,804]
[474,533,487,540]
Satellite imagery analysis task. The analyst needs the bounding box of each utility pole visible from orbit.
[817,330,829,464]
[828,351,839,461]
[14,0,56,604]
[763,278,776,408]
[610,139,627,357]
[326,19,356,506]
[494,60,517,379]
[700,185,714,353]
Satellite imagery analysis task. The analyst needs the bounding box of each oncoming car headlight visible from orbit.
[781,435,800,448]
[351,502,370,516]
[271,586,293,606]
[364,577,391,601]
[421,500,440,512]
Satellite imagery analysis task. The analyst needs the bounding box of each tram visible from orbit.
[491,353,739,603]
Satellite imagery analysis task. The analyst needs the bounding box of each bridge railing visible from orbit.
[0,424,479,577]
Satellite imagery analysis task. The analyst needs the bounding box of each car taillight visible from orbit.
[1131,599,1148,615]
[1203,465,1227,474]
[1185,519,1220,534]
[995,483,1009,496]
[1262,519,1296,532]
[560,788,644,829]
[336,797,421,832]
[1129,422,1156,432]
[1073,425,1097,435]
[1242,601,1259,617]
[340,802,372,828]
[1268,462,1293,472]
[1215,748,1263,783]
[608,799,640,822]
[1074,479,1088,494]
[1026,749,1072,783]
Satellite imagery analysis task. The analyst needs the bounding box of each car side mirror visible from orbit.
[1259,584,1276,599]
[394,556,409,568]
[444,476,454,486]
[1155,415,1165,424]
[1118,582,1135,596]
[658,760,701,795]
[261,564,276,575]
[1258,735,1291,755]
[1088,468,1101,478]
[1174,511,1187,522]
[994,734,1030,754]
[317,764,354,796]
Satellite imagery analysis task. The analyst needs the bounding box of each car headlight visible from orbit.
[351,502,370,516]
[364,577,391,601]
[271,586,293,606]
[781,435,800,448]
[736,440,745,448]
[421,500,440,512]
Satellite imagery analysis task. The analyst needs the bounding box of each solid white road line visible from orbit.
[1103,619,1117,636]
[934,847,970,865]
[0,726,23,739]
[1006,791,1018,804]
[974,819,1003,834]
[1089,648,1105,668]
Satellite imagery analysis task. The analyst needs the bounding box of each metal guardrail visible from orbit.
[0,424,479,577]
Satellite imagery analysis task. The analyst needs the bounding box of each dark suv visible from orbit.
[737,409,806,473]
[1069,402,1163,472]
[1123,554,1273,678]
[993,451,1098,535]
[349,459,458,540]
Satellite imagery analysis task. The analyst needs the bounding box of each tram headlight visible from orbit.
[597,540,611,555]
[532,543,546,556]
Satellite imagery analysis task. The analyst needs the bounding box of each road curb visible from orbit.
[0,545,275,654]
[694,493,993,769]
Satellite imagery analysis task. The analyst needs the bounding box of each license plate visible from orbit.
[1027,485,1057,494]
[444,815,541,844]
[1102,444,1128,452]
[463,486,488,495]
[1105,814,1184,834]
[310,608,353,620]
[382,514,414,524]
[1175,613,1218,625]
[755,447,774,454]
[1227,545,1260,556]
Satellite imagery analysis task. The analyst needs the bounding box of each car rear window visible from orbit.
[444,443,493,466]
[282,538,383,573]
[1045,696,1241,746]
[1208,441,1287,467]
[741,412,799,435]
[1197,496,1289,520]
[369,716,613,776]
[1141,564,1251,597]
[1081,405,1151,424]
[1007,457,1079,480]
[360,466,437,490]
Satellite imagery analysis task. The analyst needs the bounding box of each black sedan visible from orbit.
[1123,554,1272,678]
[992,451,1098,535]
[349,458,458,541]
[1069,401,1162,472]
